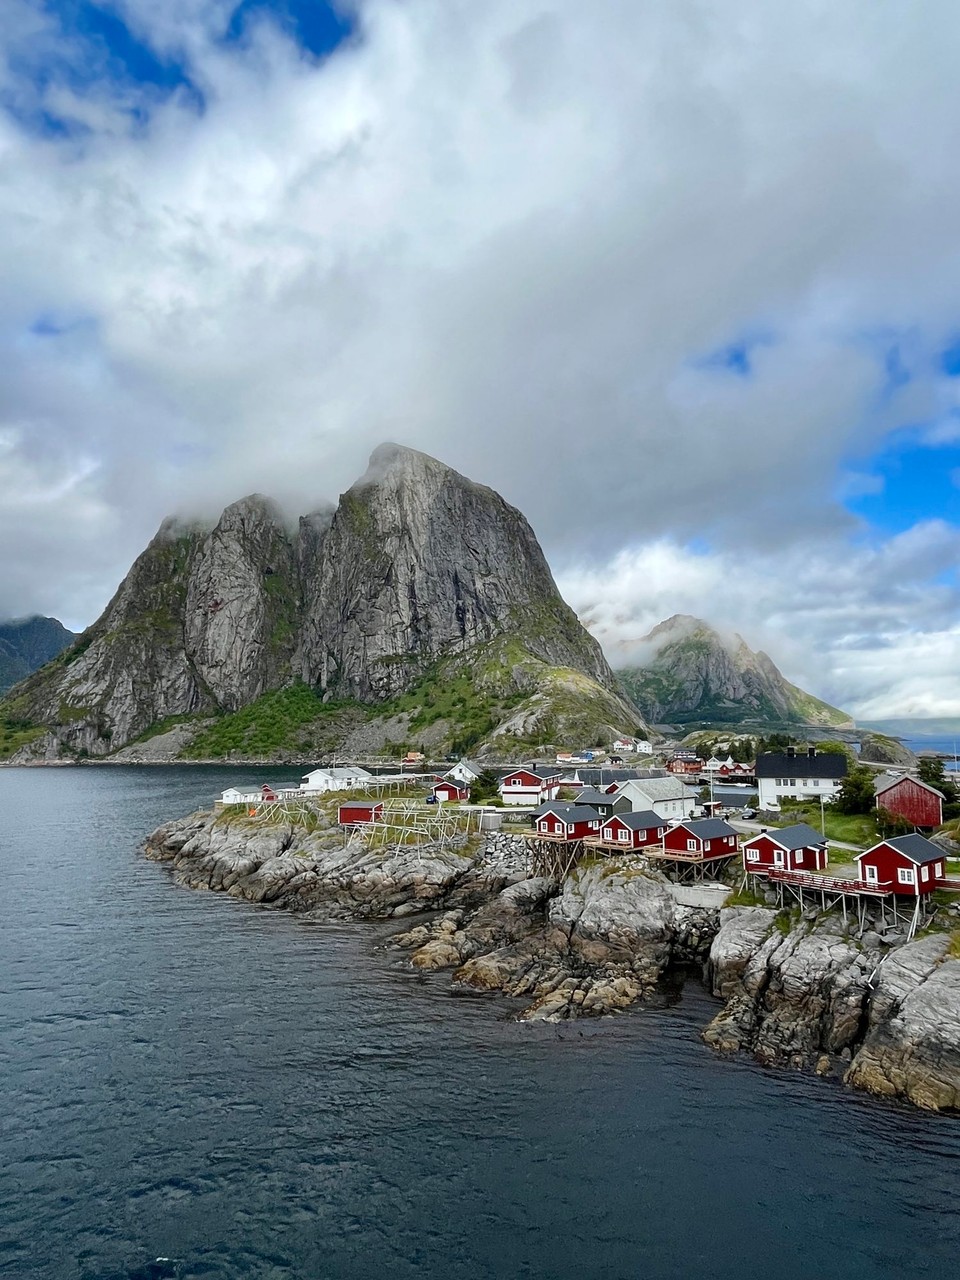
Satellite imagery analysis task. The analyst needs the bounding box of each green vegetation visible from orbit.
[183,683,360,758]
[723,884,767,907]
[0,716,45,759]
[769,797,879,847]
[833,764,877,815]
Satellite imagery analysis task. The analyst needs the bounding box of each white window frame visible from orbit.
[897,867,916,886]
[618,829,629,843]
[686,839,697,851]
[746,849,760,862]
[864,864,878,884]
[921,865,929,883]
[773,850,785,868]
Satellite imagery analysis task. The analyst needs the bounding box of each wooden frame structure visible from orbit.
[757,867,938,940]
[647,846,739,883]
[521,831,588,880]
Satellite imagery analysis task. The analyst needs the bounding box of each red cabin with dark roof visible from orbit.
[433,781,469,803]
[854,835,946,896]
[534,804,601,839]
[597,811,666,849]
[662,818,739,860]
[338,801,384,826]
[874,775,944,830]
[741,824,828,874]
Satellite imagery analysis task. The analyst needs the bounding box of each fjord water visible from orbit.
[2,769,959,1280]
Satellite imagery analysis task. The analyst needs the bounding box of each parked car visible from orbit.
[425,795,437,805]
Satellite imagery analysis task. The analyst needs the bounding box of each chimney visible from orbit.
[807,747,816,758]
[786,746,796,758]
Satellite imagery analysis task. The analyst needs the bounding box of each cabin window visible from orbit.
[864,864,878,884]
[937,863,944,878]
[795,851,804,864]
[898,868,916,886]
[921,865,929,882]
[746,849,759,862]
[686,839,697,851]
[658,828,665,837]
[618,829,629,843]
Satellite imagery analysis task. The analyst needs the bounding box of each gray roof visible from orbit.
[603,810,663,830]
[537,804,600,824]
[755,752,847,779]
[744,823,826,852]
[858,834,945,865]
[575,788,617,807]
[671,818,738,839]
[617,777,698,803]
[873,773,944,799]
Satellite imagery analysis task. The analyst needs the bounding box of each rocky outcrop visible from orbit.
[618,613,852,728]
[858,731,917,767]
[4,445,644,758]
[704,907,960,1112]
[145,806,960,1111]
[145,813,715,1020]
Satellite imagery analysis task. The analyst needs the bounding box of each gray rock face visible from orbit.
[704,910,960,1111]
[6,445,634,755]
[299,444,615,700]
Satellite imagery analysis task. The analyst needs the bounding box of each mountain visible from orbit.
[617,614,853,729]
[0,616,76,693]
[1,445,645,761]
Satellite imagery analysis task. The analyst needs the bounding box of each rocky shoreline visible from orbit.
[144,809,960,1113]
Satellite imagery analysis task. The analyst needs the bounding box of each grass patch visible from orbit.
[0,718,45,760]
[723,884,768,907]
[183,683,361,759]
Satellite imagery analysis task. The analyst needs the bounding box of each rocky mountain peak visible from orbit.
[618,615,852,728]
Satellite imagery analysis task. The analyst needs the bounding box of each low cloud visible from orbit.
[0,1,958,710]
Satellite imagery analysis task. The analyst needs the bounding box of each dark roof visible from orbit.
[538,804,600,824]
[754,752,847,779]
[671,818,738,839]
[574,767,652,786]
[603,810,663,830]
[744,823,826,851]
[532,801,566,817]
[575,788,617,806]
[858,834,945,865]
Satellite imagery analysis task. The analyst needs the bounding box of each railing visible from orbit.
[766,868,893,895]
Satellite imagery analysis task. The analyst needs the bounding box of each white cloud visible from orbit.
[0,0,959,709]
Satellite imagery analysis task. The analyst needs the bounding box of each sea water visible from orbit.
[2,766,959,1280]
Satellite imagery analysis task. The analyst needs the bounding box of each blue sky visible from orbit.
[2,1,960,717]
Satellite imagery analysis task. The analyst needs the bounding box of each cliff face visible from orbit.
[299,444,614,701]
[618,614,852,728]
[0,616,75,692]
[3,445,641,758]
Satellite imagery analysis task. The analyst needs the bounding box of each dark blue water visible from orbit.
[901,736,959,771]
[2,766,959,1280]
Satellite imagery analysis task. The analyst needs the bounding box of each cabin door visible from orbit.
[773,850,785,869]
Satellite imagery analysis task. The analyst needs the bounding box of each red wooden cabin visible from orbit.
[874,775,944,829]
[662,818,739,860]
[855,835,946,896]
[534,804,601,839]
[261,784,278,801]
[597,810,666,849]
[666,756,703,776]
[500,766,561,806]
[433,781,469,803]
[338,801,384,825]
[742,823,828,874]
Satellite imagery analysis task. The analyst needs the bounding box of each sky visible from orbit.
[1,0,959,720]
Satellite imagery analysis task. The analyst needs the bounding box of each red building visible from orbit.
[666,754,703,776]
[662,818,739,860]
[874,775,944,830]
[338,801,384,825]
[742,823,828,874]
[433,781,469,803]
[500,766,561,807]
[534,804,602,839]
[854,834,946,896]
[596,810,666,849]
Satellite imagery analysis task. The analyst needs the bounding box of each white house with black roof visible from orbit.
[755,747,847,809]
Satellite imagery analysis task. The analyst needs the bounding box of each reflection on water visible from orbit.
[1,765,958,1280]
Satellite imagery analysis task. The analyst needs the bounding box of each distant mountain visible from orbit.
[1,446,646,761]
[0,616,75,693]
[617,614,853,729]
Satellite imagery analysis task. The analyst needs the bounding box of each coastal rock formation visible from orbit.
[617,614,852,728]
[3,446,643,759]
[144,807,960,1111]
[858,731,918,767]
[704,907,960,1111]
